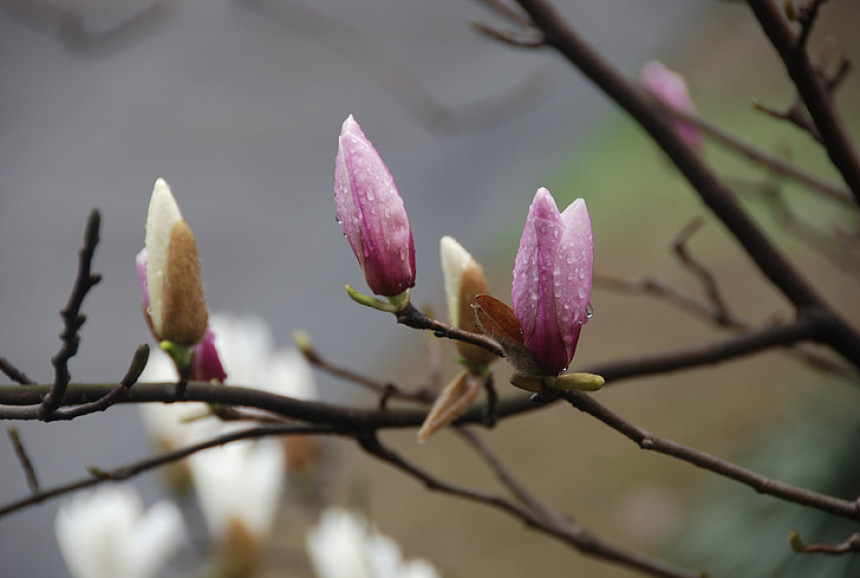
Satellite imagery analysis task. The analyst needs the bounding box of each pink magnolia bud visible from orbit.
[640,61,702,151]
[334,115,416,297]
[512,188,593,376]
[190,326,227,383]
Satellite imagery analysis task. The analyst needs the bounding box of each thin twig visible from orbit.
[297,335,433,404]
[43,345,149,422]
[561,389,860,521]
[357,431,700,578]
[671,217,732,324]
[396,303,505,358]
[751,97,821,141]
[667,106,854,207]
[41,209,102,416]
[792,531,860,555]
[0,358,34,385]
[595,273,858,380]
[455,426,555,523]
[7,426,40,494]
[0,424,341,519]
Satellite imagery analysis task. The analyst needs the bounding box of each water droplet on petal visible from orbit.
[585,303,594,319]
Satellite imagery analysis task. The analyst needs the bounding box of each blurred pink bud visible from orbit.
[640,61,702,151]
[334,115,416,297]
[512,188,593,376]
[190,326,227,383]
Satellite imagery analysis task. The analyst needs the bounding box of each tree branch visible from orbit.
[40,209,102,417]
[746,0,860,202]
[0,424,340,519]
[357,431,701,578]
[561,389,860,521]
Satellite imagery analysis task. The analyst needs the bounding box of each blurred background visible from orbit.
[1,0,858,576]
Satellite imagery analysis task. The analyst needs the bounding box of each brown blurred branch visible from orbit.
[561,389,860,521]
[667,106,854,207]
[0,424,340,519]
[791,530,860,555]
[0,358,33,385]
[746,0,860,203]
[357,431,701,578]
[7,426,40,495]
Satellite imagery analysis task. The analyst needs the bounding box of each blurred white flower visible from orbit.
[189,434,285,542]
[307,508,440,578]
[137,350,214,451]
[55,485,185,578]
[138,312,318,450]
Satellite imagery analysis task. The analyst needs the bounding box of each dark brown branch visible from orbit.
[561,389,860,521]
[296,333,433,404]
[7,426,40,494]
[746,0,860,203]
[0,358,34,385]
[586,317,818,381]
[41,209,102,416]
[595,273,858,380]
[752,96,821,141]
[357,431,700,578]
[668,106,854,207]
[455,426,555,523]
[791,530,860,555]
[671,217,732,324]
[0,318,827,423]
[43,345,149,421]
[396,303,506,358]
[0,424,340,519]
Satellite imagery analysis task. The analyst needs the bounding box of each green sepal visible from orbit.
[160,340,192,372]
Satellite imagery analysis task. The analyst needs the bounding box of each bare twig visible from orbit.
[752,97,821,141]
[297,334,433,404]
[0,358,34,385]
[357,431,700,578]
[40,209,102,417]
[671,217,732,324]
[455,426,555,523]
[43,345,149,422]
[667,106,854,207]
[595,273,858,380]
[7,426,40,494]
[0,424,341,519]
[561,389,860,521]
[791,530,860,555]
[396,303,505,358]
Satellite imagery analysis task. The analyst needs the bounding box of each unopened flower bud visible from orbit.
[640,61,702,152]
[511,188,593,377]
[334,115,415,298]
[140,178,208,346]
[440,236,497,368]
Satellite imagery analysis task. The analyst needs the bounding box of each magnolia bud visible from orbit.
[334,115,416,297]
[440,236,497,368]
[140,178,208,346]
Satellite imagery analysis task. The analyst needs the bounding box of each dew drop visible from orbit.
[585,303,594,319]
